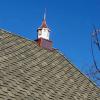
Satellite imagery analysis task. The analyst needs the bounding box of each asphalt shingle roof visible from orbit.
[0,29,100,100]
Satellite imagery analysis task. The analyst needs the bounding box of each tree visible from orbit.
[88,26,100,87]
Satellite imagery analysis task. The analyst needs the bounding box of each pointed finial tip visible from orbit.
[44,8,46,20]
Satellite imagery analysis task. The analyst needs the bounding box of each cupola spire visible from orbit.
[36,10,53,50]
[44,8,46,20]
[39,9,49,29]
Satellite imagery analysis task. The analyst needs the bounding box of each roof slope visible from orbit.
[0,29,100,100]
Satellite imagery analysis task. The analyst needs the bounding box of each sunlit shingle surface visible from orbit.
[0,29,100,100]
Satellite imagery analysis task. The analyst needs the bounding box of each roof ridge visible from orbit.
[0,28,34,42]
[57,50,100,89]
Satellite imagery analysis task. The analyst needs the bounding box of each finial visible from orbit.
[44,8,46,20]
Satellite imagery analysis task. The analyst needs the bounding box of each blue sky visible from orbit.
[0,0,100,85]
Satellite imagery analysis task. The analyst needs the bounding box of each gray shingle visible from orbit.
[0,29,100,100]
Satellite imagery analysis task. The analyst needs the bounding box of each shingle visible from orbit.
[0,29,100,100]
